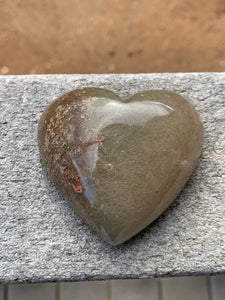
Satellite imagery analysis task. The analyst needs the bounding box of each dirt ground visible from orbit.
[0,0,225,74]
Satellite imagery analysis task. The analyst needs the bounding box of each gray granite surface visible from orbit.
[0,73,224,283]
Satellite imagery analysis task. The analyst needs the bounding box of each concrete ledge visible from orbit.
[0,73,224,283]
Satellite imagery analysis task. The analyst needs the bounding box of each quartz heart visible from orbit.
[38,88,203,245]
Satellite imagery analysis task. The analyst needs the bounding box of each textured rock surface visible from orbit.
[38,88,203,245]
[0,73,224,283]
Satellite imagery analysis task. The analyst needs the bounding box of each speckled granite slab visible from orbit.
[0,73,224,283]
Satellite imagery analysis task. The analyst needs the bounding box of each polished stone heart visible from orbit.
[38,88,203,245]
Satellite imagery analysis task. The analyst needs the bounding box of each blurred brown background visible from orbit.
[0,0,225,75]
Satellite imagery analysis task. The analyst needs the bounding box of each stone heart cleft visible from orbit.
[38,88,204,245]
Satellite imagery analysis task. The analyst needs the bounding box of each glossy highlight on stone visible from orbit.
[38,88,204,245]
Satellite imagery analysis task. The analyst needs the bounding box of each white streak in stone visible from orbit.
[87,97,173,134]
